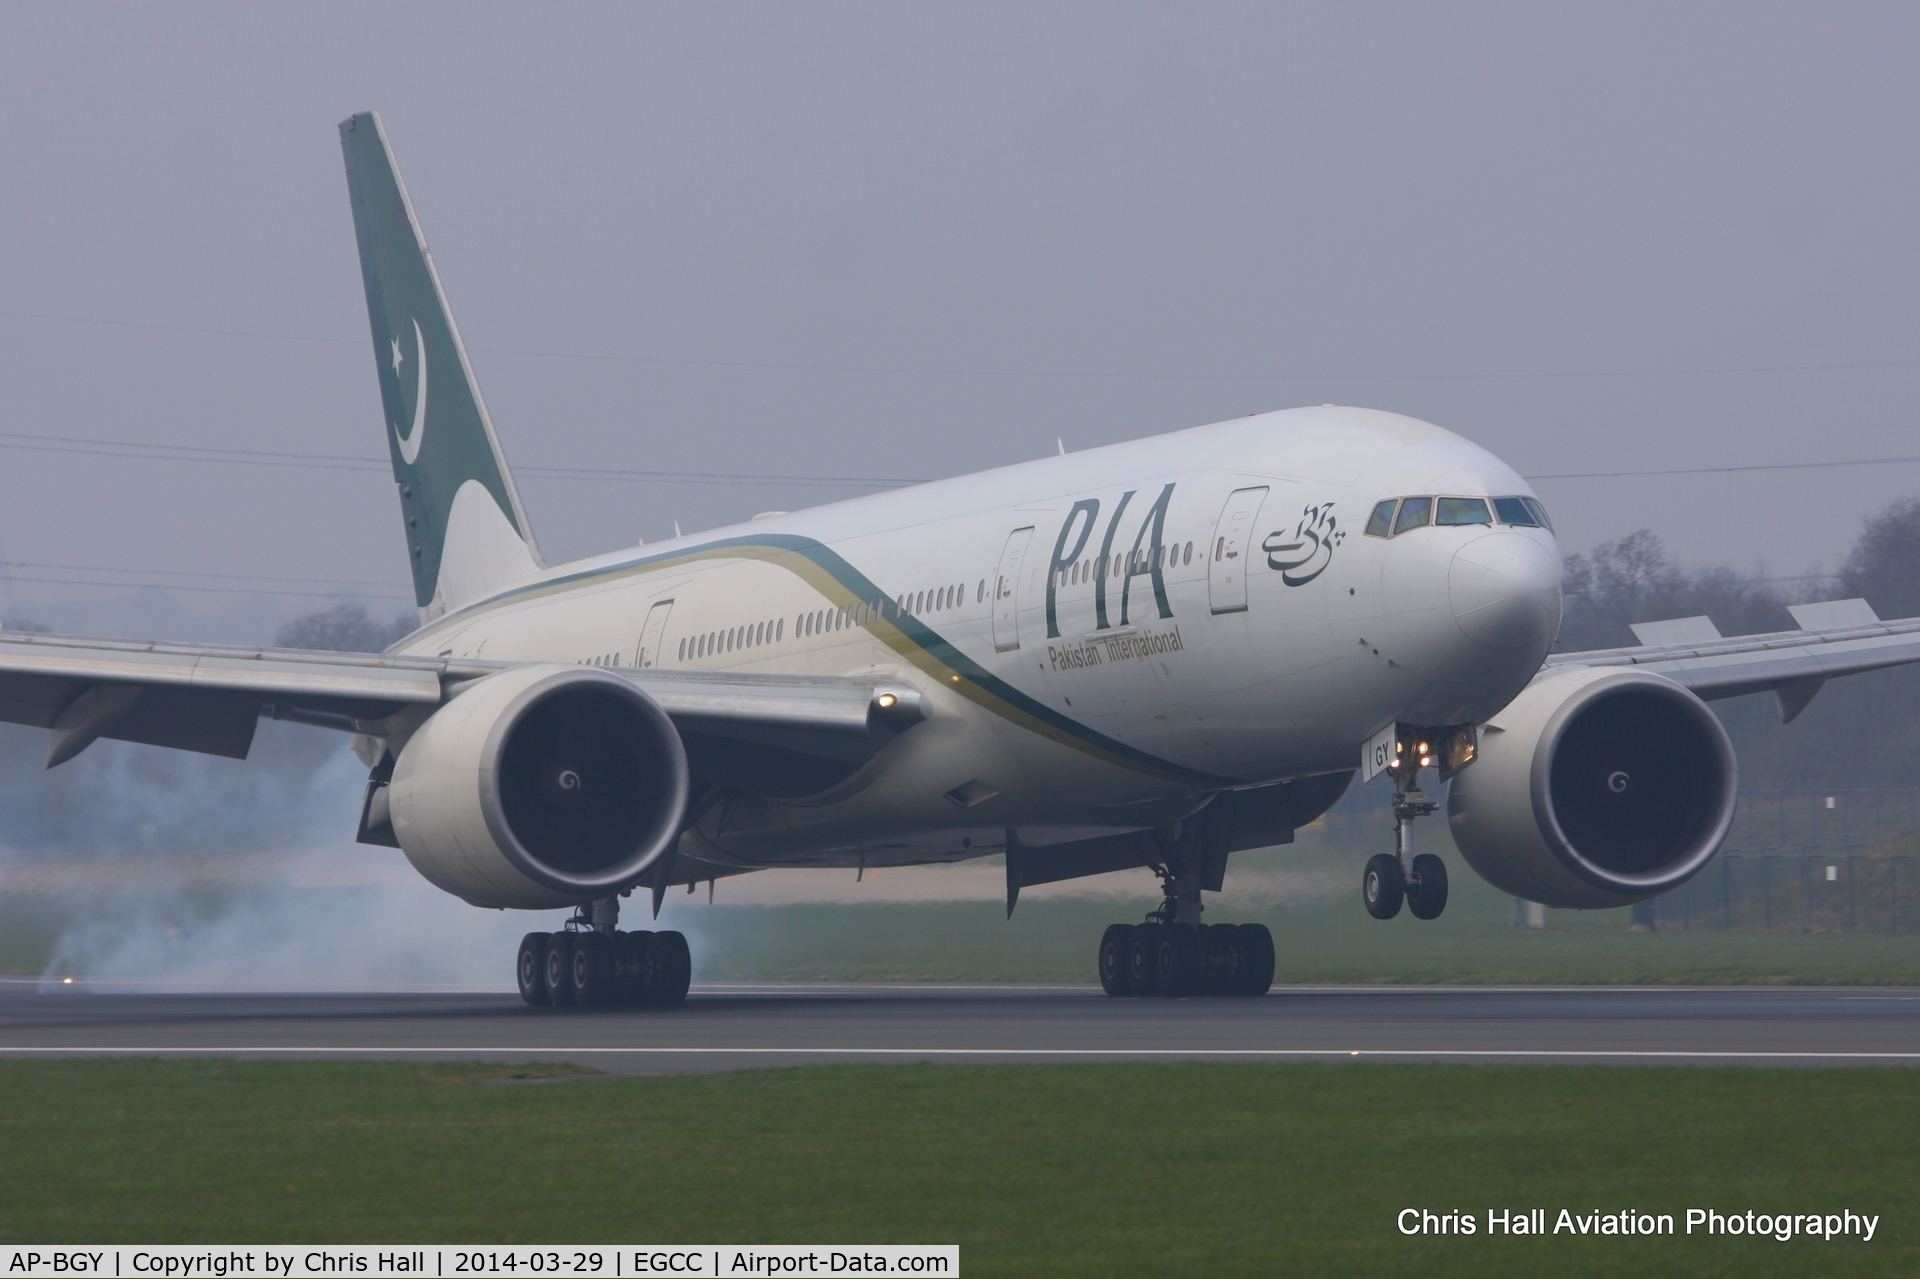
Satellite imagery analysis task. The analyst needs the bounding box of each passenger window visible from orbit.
[1522,496,1554,530]
[1435,497,1492,526]
[1392,497,1432,535]
[1492,496,1538,526]
[1365,500,1397,538]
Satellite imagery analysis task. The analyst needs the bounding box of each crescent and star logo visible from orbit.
[390,318,428,465]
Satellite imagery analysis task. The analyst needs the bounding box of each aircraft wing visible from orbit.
[1543,598,1920,722]
[0,629,925,768]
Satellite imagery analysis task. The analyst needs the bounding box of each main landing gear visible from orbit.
[1363,734,1453,922]
[1096,806,1275,998]
[1098,919,1274,997]
[516,898,691,1009]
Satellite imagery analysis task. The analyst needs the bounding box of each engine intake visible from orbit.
[388,665,690,909]
[1446,667,1737,909]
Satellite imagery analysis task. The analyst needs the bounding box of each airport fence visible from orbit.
[1645,853,1919,933]
[1721,788,1920,855]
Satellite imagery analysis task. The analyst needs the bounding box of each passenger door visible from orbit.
[992,527,1035,652]
[1208,487,1268,614]
[635,599,674,668]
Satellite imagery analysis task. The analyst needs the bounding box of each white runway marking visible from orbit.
[4,1046,1920,1061]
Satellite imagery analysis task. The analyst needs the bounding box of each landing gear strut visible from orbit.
[1364,728,1459,922]
[517,897,691,1009]
[1096,805,1274,998]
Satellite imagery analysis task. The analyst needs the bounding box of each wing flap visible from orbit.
[104,686,261,760]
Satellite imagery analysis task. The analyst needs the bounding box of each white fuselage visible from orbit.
[394,405,1563,871]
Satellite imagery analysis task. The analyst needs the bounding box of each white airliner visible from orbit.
[7,112,1920,1005]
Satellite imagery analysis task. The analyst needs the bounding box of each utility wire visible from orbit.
[0,431,915,488]
[6,306,1920,383]
[1525,455,1920,481]
[0,558,403,590]
[1,426,1915,487]
[0,574,409,602]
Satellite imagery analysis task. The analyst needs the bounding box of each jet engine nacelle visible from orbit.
[1446,666,1737,909]
[388,664,690,909]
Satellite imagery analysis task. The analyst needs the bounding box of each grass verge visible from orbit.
[685,895,1920,984]
[0,1059,1914,1277]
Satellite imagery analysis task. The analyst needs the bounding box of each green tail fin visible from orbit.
[339,111,542,620]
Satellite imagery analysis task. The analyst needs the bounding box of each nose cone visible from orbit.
[1449,533,1562,649]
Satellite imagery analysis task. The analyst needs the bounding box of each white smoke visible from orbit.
[6,722,720,993]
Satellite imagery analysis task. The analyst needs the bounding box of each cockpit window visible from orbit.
[1492,496,1538,526]
[1365,500,1398,537]
[1522,496,1553,530]
[1435,497,1492,526]
[1392,496,1432,535]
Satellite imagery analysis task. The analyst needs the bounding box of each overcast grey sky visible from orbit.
[3,2,1919,641]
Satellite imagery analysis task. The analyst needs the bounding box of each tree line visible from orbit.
[1557,499,1920,791]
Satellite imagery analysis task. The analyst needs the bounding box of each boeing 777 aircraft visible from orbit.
[7,112,1920,1006]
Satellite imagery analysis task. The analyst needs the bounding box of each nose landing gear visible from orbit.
[1364,726,1465,922]
[516,897,692,1008]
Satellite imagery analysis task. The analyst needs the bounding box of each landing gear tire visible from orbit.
[615,929,655,1005]
[543,932,576,1006]
[1363,853,1406,920]
[1128,923,1163,997]
[1407,853,1449,920]
[1099,919,1274,997]
[650,930,692,1005]
[569,931,614,1006]
[1155,925,1202,997]
[517,933,551,1007]
[1099,925,1137,996]
[1233,923,1275,996]
[1201,923,1242,995]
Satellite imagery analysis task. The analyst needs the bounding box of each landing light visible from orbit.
[877,693,898,709]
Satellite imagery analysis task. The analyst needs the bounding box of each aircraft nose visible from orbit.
[1448,532,1562,649]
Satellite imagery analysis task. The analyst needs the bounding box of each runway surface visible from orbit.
[2,981,1919,1070]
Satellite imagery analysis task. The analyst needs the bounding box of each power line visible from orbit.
[4,425,1916,489]
[0,558,404,590]
[7,306,1920,383]
[0,431,916,489]
[0,574,409,602]
[1525,455,1920,481]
